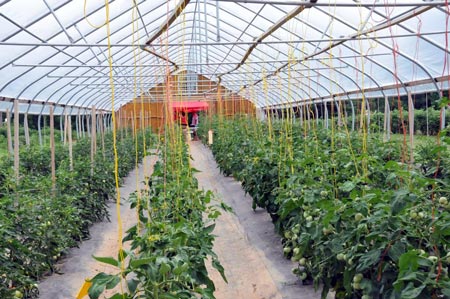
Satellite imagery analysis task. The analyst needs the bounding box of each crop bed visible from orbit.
[0,129,154,298]
[199,117,450,299]
[88,132,226,299]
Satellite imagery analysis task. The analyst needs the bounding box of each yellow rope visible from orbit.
[104,0,126,296]
[84,0,107,29]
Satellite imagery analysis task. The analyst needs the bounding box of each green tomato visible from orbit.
[337,253,346,261]
[410,211,418,219]
[299,258,306,266]
[14,290,23,298]
[353,273,363,283]
[361,295,370,299]
[439,197,448,205]
[305,216,313,222]
[428,256,438,263]
[353,282,362,290]
[320,190,328,197]
[418,212,425,219]
[354,213,364,222]
[299,272,308,280]
[293,248,300,255]
[283,247,292,254]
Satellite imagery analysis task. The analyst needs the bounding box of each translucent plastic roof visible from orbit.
[0,0,449,113]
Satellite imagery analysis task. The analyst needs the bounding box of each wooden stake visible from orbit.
[24,113,30,147]
[408,92,415,163]
[100,111,105,157]
[13,100,20,181]
[6,109,12,157]
[90,106,97,176]
[67,113,73,171]
[50,106,56,191]
[384,96,391,141]
[64,110,68,145]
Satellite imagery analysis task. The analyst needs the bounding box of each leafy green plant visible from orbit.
[202,117,450,299]
[89,128,227,299]
[0,128,156,298]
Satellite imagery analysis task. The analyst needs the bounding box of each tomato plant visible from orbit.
[89,130,227,299]
[201,117,450,299]
[0,128,156,298]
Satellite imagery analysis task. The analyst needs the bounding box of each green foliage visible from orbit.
[201,117,450,299]
[89,129,226,299]
[0,128,156,298]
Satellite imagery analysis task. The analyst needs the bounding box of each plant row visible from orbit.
[0,128,155,299]
[89,130,227,299]
[199,116,450,299]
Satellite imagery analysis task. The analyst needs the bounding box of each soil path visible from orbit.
[38,155,157,299]
[189,141,330,299]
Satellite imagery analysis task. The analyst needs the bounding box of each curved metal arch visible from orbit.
[77,76,167,112]
[245,63,352,109]
[1,0,72,42]
[31,41,166,110]
[253,76,316,104]
[261,4,389,98]
[267,79,323,108]
[238,4,408,99]
[213,3,388,101]
[0,1,125,73]
[316,6,440,95]
[10,0,188,114]
[210,4,269,75]
[35,55,165,114]
[152,21,251,65]
[28,10,240,110]
[64,67,167,112]
[7,4,300,111]
[14,0,168,108]
[367,4,450,55]
[237,7,407,102]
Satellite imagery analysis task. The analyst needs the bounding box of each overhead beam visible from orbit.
[12,53,391,68]
[2,30,447,47]
[139,46,179,70]
[239,5,436,92]
[218,3,311,78]
[266,75,450,109]
[0,96,111,113]
[213,0,448,7]
[145,0,191,45]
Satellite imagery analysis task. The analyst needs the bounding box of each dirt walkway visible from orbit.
[189,141,329,299]
[38,155,157,299]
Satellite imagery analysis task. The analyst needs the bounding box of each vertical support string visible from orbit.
[50,106,56,192]
[13,100,20,182]
[6,108,12,157]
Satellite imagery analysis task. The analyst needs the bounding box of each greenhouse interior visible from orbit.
[1,0,450,298]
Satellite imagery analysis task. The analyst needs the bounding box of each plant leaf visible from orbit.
[92,256,118,267]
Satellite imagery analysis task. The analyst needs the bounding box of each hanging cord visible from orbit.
[103,0,126,295]
[84,0,107,28]
[431,0,450,283]
[131,0,143,235]
[384,0,408,165]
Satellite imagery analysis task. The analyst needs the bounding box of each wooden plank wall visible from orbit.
[117,73,256,131]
